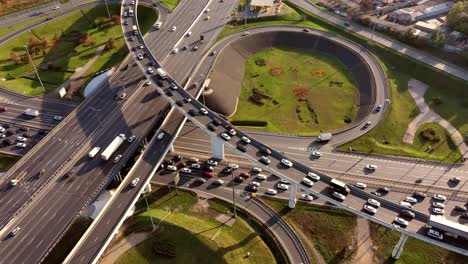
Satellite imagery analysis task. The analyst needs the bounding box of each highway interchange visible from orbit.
[0,0,467,263]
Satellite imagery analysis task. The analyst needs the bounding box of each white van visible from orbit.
[155,22,162,29]
[88,147,101,158]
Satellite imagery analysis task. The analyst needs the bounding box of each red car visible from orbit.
[203,171,213,178]
[239,172,250,178]
[0,107,7,112]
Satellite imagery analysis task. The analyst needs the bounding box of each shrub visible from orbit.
[420,127,441,142]
[430,97,443,105]
[255,58,266,66]
[231,120,267,127]
[153,239,176,257]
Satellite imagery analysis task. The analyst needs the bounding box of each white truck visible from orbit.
[156,68,167,79]
[23,108,40,117]
[88,147,101,158]
[101,134,126,160]
[317,133,332,142]
[132,25,138,35]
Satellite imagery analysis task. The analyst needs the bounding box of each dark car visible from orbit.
[188,109,198,116]
[234,176,244,183]
[123,64,131,70]
[3,124,11,128]
[166,90,174,96]
[6,129,15,136]
[19,127,29,132]
[212,118,222,126]
[3,139,13,145]
[239,172,250,178]
[400,210,415,219]
[176,100,184,107]
[207,123,217,132]
[223,167,233,174]
[413,191,426,199]
[260,147,272,155]
[249,185,259,192]
[204,166,214,172]
[163,159,174,165]
[237,144,247,152]
[39,129,49,135]
[128,37,134,41]
[173,155,182,162]
[203,171,214,178]
[378,187,390,193]
[157,80,165,87]
[23,133,32,138]
[454,205,467,212]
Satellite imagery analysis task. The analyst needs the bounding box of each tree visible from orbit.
[446,1,468,34]
[10,51,20,64]
[0,0,9,9]
[111,14,121,26]
[431,30,446,48]
[20,54,30,64]
[105,38,116,50]
[359,0,374,12]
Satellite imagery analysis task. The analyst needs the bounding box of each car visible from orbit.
[378,187,390,193]
[147,67,154,74]
[367,198,381,208]
[223,167,233,174]
[0,106,7,112]
[220,132,231,141]
[6,129,14,135]
[199,108,209,115]
[205,16,211,20]
[237,144,247,152]
[197,177,207,183]
[123,20,129,26]
[256,174,267,180]
[228,163,239,170]
[16,143,26,148]
[210,51,217,56]
[310,151,322,158]
[3,124,11,129]
[23,132,31,138]
[128,37,134,41]
[189,109,198,116]
[181,168,192,174]
[240,172,250,178]
[191,163,201,169]
[0,134,5,138]
[251,167,262,173]
[432,208,444,215]
[432,202,445,209]
[10,179,18,186]
[45,17,53,21]
[204,166,214,172]
[404,197,418,204]
[189,157,199,163]
[204,8,210,13]
[449,177,461,183]
[413,191,426,199]
[186,31,192,37]
[277,183,289,190]
[281,159,293,168]
[214,179,224,185]
[432,194,447,202]
[170,83,178,90]
[266,189,277,195]
[16,136,26,142]
[10,227,21,236]
[355,182,367,189]
[302,177,314,187]
[427,229,443,240]
[344,22,350,27]
[260,147,272,155]
[3,139,13,145]
[227,128,236,136]
[363,204,377,214]
[363,121,371,128]
[52,5,60,10]
[170,26,177,31]
[117,92,127,100]
[307,172,320,181]
[241,136,251,144]
[193,42,201,51]
[207,123,217,132]
[400,201,413,209]
[19,127,29,132]
[166,90,174,96]
[303,28,311,32]
[454,205,467,212]
[138,44,144,49]
[400,210,415,219]
[365,164,377,171]
[301,194,314,201]
[250,181,260,187]
[157,132,165,140]
[259,156,271,165]
[137,54,143,60]
[394,217,409,228]
[154,22,162,29]
[184,97,192,103]
[203,171,214,178]
[113,154,122,163]
[131,178,140,187]
[166,165,177,171]
[234,176,244,183]
[127,135,136,143]
[206,159,217,166]
[332,191,346,201]
[241,31,250,36]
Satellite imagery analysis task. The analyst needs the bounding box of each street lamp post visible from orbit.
[143,192,156,230]
[231,171,237,218]
[24,45,46,94]
[103,0,117,39]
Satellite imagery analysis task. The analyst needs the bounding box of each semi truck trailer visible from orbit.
[101,134,126,160]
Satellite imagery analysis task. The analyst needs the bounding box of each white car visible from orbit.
[310,151,322,158]
[137,54,143,60]
[427,229,443,240]
[191,163,201,169]
[332,191,346,201]
[181,168,192,174]
[113,154,122,163]
[172,48,179,54]
[189,157,199,163]
[207,160,218,166]
[307,172,320,181]
[281,159,293,168]
[394,217,409,227]
[241,136,251,144]
[432,202,445,209]
[154,22,162,29]
[250,181,260,187]
[16,137,27,142]
[54,115,63,121]
[277,183,289,190]
[300,194,314,201]
[256,174,267,180]
[204,8,210,13]
[228,163,239,170]
[279,179,289,184]
[138,44,144,49]
[266,189,277,195]
[367,198,380,207]
[148,67,154,74]
[220,132,231,141]
[400,201,413,209]
[157,132,165,140]
[0,127,5,133]
[199,108,208,115]
[52,6,60,10]
[404,197,418,204]
[166,165,177,171]
[355,182,367,189]
[127,135,136,143]
[251,167,262,173]
[365,164,377,171]
[16,143,27,148]
[363,204,377,214]
[10,227,21,236]
[302,177,314,187]
[131,178,140,187]
[170,26,177,31]
[186,31,192,37]
[432,194,447,202]
[197,177,207,183]
[432,208,444,215]
[214,179,224,185]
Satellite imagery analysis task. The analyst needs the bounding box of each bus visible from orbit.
[330,179,350,194]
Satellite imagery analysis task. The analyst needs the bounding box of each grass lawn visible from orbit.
[261,197,357,263]
[220,1,467,162]
[117,187,276,264]
[157,0,181,11]
[0,4,157,96]
[0,16,49,39]
[0,0,59,16]
[229,47,358,135]
[369,222,468,263]
[0,153,20,172]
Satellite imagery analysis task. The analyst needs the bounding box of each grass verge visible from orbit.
[369,222,468,263]
[261,197,357,263]
[157,0,181,11]
[230,46,359,135]
[0,153,20,172]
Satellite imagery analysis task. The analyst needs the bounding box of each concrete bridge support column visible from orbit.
[143,183,152,194]
[211,135,224,160]
[288,184,297,209]
[169,143,174,153]
[391,233,408,259]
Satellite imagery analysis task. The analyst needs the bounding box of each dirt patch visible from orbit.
[268,67,284,76]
